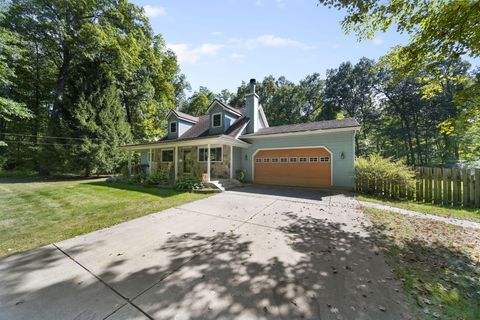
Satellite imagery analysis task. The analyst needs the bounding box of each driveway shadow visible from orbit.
[230,184,354,204]
[1,210,419,320]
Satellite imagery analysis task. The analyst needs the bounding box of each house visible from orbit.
[121,79,360,189]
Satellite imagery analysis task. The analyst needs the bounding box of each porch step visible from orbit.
[208,179,243,191]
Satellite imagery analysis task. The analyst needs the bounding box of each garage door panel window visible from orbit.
[255,156,330,163]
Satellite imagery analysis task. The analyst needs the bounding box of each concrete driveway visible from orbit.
[0,186,413,320]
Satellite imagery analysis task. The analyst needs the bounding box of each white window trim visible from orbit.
[169,121,177,133]
[198,146,223,162]
[211,112,222,128]
[161,148,174,163]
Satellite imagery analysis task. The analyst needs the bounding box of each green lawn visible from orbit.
[0,177,208,257]
[357,194,480,223]
[365,207,480,320]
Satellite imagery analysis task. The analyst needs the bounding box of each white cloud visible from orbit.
[372,37,384,45]
[276,0,286,9]
[211,31,223,36]
[231,53,246,61]
[168,43,224,64]
[143,5,166,18]
[254,0,264,7]
[228,34,310,49]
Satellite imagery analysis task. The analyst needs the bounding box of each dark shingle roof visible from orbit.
[212,99,243,116]
[151,114,249,145]
[171,110,199,123]
[241,118,360,137]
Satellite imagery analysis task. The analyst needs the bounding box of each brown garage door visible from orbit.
[253,147,332,188]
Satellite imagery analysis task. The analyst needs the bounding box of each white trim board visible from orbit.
[121,136,250,151]
[251,146,334,187]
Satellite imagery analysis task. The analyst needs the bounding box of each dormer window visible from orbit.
[170,121,177,133]
[212,113,222,128]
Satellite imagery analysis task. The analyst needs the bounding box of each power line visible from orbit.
[0,132,106,141]
[1,140,90,146]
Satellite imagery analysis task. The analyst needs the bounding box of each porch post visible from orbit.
[207,143,211,182]
[174,146,178,180]
[127,151,132,175]
[230,146,233,179]
[149,148,152,175]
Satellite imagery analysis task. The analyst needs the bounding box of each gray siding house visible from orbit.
[122,79,360,189]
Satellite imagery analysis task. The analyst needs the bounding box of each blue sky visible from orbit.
[131,0,409,93]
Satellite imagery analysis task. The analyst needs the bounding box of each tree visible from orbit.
[318,58,379,154]
[2,0,180,174]
[182,87,215,116]
[67,61,131,176]
[0,6,31,146]
[317,0,480,77]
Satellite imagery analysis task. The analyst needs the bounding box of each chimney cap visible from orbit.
[249,78,256,85]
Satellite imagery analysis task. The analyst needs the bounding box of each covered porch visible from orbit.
[122,136,249,182]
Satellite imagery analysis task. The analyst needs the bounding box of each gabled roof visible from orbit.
[157,114,250,142]
[241,118,360,137]
[168,109,199,123]
[207,99,243,117]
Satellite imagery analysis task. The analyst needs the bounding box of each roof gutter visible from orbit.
[240,126,361,140]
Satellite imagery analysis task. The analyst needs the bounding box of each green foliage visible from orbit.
[181,86,215,116]
[355,154,415,192]
[236,169,246,182]
[317,1,480,79]
[108,172,170,186]
[0,0,180,174]
[174,175,204,191]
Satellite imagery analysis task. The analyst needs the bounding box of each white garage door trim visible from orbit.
[252,146,333,186]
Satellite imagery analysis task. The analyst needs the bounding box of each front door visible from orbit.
[183,149,193,174]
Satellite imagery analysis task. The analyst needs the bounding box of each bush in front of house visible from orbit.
[355,154,415,195]
[107,172,170,186]
[174,175,204,190]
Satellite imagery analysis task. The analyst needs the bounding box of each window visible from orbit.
[198,147,222,162]
[299,157,308,163]
[170,121,177,133]
[198,148,207,162]
[271,158,279,163]
[161,149,174,162]
[263,158,271,163]
[255,158,263,163]
[212,113,222,128]
[289,157,298,163]
[280,157,288,163]
[309,157,318,163]
[319,156,330,163]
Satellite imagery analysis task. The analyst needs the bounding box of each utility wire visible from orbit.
[1,140,93,146]
[0,132,106,141]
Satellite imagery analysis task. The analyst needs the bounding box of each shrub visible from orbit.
[236,169,246,182]
[174,175,204,190]
[355,154,415,195]
[144,172,169,185]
